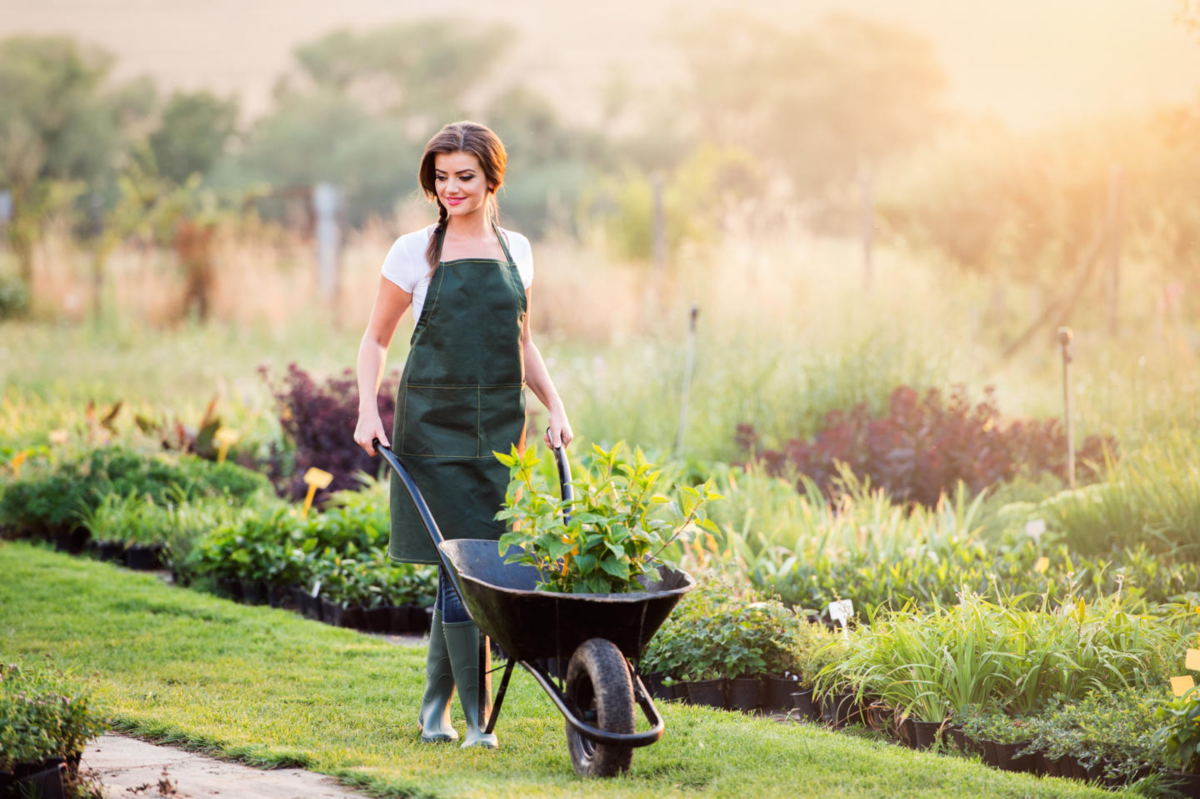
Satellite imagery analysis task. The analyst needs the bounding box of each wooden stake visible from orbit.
[860,164,874,290]
[675,306,699,456]
[652,172,666,277]
[1058,327,1075,489]
[1105,164,1124,336]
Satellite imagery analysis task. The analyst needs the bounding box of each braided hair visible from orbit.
[418,121,507,275]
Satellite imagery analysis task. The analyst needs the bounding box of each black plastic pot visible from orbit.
[1040,752,1067,778]
[640,671,669,701]
[52,527,89,555]
[895,716,916,748]
[1071,757,1105,782]
[687,678,727,709]
[790,688,819,722]
[288,585,307,613]
[217,577,243,602]
[979,739,1001,768]
[998,742,1035,773]
[1163,770,1200,798]
[341,603,366,630]
[304,592,324,621]
[764,675,798,711]
[820,692,862,728]
[239,578,266,604]
[267,584,290,609]
[947,725,972,755]
[387,605,411,633]
[5,761,67,799]
[363,605,393,633]
[126,543,164,571]
[910,720,945,750]
[862,703,891,735]
[320,597,346,626]
[89,539,122,562]
[411,605,433,633]
[727,677,762,712]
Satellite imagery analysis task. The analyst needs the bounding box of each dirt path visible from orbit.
[81,734,366,799]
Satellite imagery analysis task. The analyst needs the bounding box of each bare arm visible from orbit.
[353,276,413,454]
[521,286,574,448]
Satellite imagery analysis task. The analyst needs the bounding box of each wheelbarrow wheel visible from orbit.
[564,638,635,777]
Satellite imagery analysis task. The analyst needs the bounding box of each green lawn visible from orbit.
[0,542,1114,798]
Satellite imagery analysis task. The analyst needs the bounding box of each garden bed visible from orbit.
[0,542,1110,798]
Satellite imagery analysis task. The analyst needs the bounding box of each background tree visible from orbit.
[148,90,238,185]
[0,35,153,291]
[672,13,948,198]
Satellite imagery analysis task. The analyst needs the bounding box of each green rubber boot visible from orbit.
[417,609,458,743]
[443,620,498,750]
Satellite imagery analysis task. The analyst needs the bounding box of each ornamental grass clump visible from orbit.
[822,592,1179,726]
[495,442,722,594]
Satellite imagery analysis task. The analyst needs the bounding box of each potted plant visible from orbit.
[1157,687,1200,795]
[959,707,1035,772]
[0,661,107,799]
[809,632,857,727]
[494,442,722,595]
[790,622,843,723]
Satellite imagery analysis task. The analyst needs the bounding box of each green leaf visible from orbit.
[599,556,629,580]
[547,538,574,560]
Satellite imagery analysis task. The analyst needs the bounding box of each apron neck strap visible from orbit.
[492,220,516,267]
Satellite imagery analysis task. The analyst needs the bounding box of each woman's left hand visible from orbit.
[545,405,574,449]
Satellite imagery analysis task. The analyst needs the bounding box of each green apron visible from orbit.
[388,220,528,563]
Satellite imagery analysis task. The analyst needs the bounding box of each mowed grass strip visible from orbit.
[0,542,1109,799]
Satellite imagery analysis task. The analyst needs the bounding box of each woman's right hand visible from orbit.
[354,411,390,455]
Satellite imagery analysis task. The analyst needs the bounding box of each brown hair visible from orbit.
[419,121,508,273]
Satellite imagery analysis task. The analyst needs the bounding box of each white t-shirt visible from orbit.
[380,223,533,325]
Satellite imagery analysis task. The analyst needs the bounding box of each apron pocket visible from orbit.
[400,385,480,457]
[478,384,527,457]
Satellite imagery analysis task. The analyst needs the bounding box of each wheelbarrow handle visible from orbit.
[371,437,466,601]
[547,427,574,520]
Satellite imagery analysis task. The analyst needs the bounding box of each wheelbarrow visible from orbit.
[373,437,694,777]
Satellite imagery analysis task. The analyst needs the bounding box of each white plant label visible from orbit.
[827,599,854,625]
[1024,519,1046,538]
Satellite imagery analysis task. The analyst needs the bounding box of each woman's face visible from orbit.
[434,151,494,219]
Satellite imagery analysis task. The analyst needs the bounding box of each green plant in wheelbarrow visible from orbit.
[494,442,722,594]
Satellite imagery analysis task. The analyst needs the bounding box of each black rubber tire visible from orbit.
[564,638,635,777]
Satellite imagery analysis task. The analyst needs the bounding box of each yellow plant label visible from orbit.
[299,468,333,519]
[1186,648,1200,671]
[1034,557,1049,573]
[304,467,334,488]
[1171,675,1195,697]
[48,429,69,445]
[214,428,239,465]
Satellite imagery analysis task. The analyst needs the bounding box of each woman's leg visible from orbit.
[439,568,498,748]
[418,566,458,742]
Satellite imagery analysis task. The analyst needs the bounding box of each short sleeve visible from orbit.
[380,233,422,291]
[508,230,534,290]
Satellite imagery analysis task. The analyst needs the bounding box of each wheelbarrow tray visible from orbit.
[440,539,694,662]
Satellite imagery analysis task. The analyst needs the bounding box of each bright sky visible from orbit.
[4,0,1199,131]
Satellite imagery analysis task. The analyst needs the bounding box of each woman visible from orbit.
[353,121,573,750]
